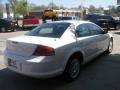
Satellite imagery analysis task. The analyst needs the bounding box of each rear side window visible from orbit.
[76,24,91,37]
[26,23,70,38]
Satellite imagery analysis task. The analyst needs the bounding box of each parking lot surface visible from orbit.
[0,30,120,90]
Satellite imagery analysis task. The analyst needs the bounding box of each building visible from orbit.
[29,9,82,18]
[0,4,13,19]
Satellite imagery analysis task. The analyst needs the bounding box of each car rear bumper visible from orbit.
[23,24,39,27]
[4,51,63,78]
[6,63,63,78]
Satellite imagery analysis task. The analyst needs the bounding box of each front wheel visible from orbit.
[1,27,6,32]
[106,38,113,54]
[63,56,81,81]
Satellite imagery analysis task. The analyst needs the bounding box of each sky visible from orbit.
[1,0,117,8]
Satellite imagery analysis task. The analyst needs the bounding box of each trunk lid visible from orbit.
[6,36,58,56]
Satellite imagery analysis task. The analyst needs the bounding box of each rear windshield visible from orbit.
[26,22,70,38]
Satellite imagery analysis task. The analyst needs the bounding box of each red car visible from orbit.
[22,16,39,29]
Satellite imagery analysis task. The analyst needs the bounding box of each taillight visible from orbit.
[33,45,55,56]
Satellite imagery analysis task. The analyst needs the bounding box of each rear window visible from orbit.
[26,22,70,38]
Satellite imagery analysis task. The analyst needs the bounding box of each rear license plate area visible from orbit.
[8,59,17,69]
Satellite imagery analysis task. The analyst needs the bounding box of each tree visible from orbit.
[8,0,28,17]
[88,5,97,14]
[16,0,28,15]
[32,5,47,10]
[59,5,65,9]
[8,0,18,17]
[0,4,3,18]
[48,2,59,9]
[88,5,103,14]
[108,5,118,16]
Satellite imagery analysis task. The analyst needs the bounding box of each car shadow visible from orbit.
[1,53,120,90]
[0,68,69,90]
[82,53,120,69]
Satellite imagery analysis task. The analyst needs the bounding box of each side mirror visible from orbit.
[70,29,76,34]
[75,31,80,37]
[103,30,108,34]
[69,24,76,34]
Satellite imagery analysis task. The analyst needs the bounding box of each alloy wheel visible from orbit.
[68,59,81,79]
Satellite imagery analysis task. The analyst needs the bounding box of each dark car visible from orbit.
[57,16,80,21]
[82,14,120,30]
[0,18,19,32]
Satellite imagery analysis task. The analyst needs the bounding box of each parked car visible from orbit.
[22,15,39,29]
[57,16,80,21]
[82,14,120,30]
[4,21,113,81]
[0,18,19,32]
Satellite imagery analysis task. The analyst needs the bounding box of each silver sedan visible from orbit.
[4,20,113,81]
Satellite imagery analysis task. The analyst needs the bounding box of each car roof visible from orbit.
[53,20,93,27]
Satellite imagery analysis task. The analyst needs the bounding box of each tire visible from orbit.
[115,25,119,30]
[63,56,81,81]
[22,26,25,30]
[11,28,16,32]
[1,27,6,32]
[106,38,113,54]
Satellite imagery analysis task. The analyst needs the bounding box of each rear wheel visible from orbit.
[115,25,119,30]
[63,56,81,81]
[11,28,16,32]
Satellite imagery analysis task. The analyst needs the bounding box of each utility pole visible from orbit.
[117,0,120,20]
[80,0,86,17]
[0,0,3,18]
[52,0,53,9]
[12,0,16,19]
[26,0,28,15]
[6,3,10,18]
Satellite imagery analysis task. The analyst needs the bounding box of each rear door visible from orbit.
[76,24,97,62]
